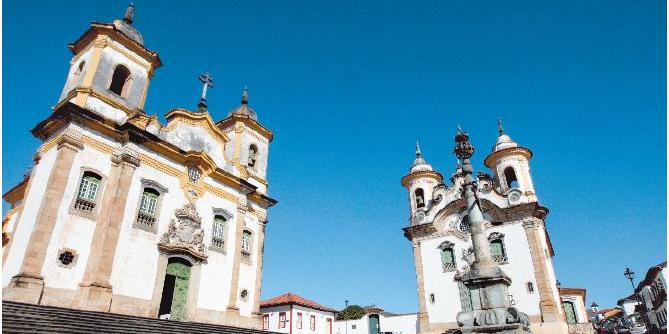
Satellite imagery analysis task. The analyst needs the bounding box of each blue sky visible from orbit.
[3,1,666,312]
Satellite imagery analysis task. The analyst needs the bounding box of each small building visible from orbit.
[617,294,642,325]
[635,261,667,333]
[260,293,337,334]
[333,305,418,334]
[558,287,594,333]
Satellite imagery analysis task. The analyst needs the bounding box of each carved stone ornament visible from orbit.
[158,203,208,262]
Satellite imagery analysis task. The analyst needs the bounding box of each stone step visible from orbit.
[3,301,277,334]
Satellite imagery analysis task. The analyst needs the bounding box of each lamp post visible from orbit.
[624,267,649,329]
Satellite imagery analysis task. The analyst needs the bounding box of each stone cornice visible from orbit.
[216,115,273,142]
[401,170,444,188]
[3,179,29,207]
[403,222,438,241]
[68,22,162,69]
[484,146,533,168]
[31,102,277,208]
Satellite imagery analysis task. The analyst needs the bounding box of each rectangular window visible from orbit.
[326,319,332,334]
[263,314,269,330]
[242,230,252,255]
[139,190,159,216]
[279,312,286,328]
[310,315,316,331]
[78,175,100,201]
[211,215,226,249]
[297,312,303,329]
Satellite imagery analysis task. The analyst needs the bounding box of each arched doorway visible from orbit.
[158,257,192,321]
[368,314,380,334]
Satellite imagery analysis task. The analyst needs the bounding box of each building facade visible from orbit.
[559,287,595,334]
[636,262,667,333]
[401,125,568,334]
[260,293,337,334]
[333,306,418,334]
[2,6,276,328]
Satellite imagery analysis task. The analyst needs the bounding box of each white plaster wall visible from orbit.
[3,145,58,286]
[42,130,114,290]
[380,314,418,334]
[60,48,94,101]
[261,305,291,333]
[335,316,369,334]
[85,96,129,124]
[195,191,238,311]
[237,214,260,316]
[291,305,336,334]
[408,178,438,214]
[493,156,534,195]
[419,221,542,325]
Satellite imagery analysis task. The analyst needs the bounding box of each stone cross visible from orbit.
[197,72,214,112]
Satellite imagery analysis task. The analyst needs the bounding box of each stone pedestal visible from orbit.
[455,323,532,334]
[4,274,45,304]
[72,283,112,312]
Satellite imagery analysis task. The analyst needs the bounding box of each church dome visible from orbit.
[491,119,519,152]
[112,4,143,45]
[409,142,434,173]
[228,87,258,121]
[491,133,518,152]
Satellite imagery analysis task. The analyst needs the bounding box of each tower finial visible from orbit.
[415,141,422,157]
[124,2,135,24]
[497,117,505,135]
[241,86,248,105]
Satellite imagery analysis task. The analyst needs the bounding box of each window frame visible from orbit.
[414,188,426,209]
[247,143,259,171]
[297,312,303,329]
[488,232,508,264]
[310,314,316,331]
[108,64,133,98]
[209,208,233,254]
[263,314,269,330]
[438,241,456,272]
[503,166,519,189]
[279,312,287,329]
[132,179,167,233]
[69,168,106,221]
[241,229,253,264]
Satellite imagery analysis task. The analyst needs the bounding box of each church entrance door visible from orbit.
[158,258,192,321]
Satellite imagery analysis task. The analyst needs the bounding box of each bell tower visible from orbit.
[59,4,161,123]
[484,119,537,201]
[401,143,443,217]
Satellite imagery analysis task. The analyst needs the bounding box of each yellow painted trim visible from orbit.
[107,41,152,71]
[82,136,115,155]
[138,154,182,177]
[202,183,239,203]
[163,109,230,143]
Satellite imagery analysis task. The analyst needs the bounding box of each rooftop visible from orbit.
[260,293,337,313]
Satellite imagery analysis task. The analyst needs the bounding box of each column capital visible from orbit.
[111,147,140,167]
[57,129,84,151]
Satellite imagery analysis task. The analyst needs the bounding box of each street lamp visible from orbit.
[624,267,649,329]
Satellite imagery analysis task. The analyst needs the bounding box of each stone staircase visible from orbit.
[3,301,275,334]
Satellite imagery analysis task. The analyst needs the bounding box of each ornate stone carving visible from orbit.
[158,203,208,262]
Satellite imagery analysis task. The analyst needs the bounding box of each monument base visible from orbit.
[451,323,532,334]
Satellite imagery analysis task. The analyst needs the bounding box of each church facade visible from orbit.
[2,6,275,328]
[402,125,569,334]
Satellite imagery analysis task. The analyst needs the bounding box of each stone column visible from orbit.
[74,149,139,311]
[5,131,83,304]
[226,202,247,325]
[522,219,560,321]
[252,222,267,315]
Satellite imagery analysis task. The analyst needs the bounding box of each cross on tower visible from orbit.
[197,72,214,112]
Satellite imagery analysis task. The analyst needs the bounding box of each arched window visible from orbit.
[75,171,102,212]
[247,144,259,170]
[109,64,132,97]
[488,232,508,263]
[438,241,456,271]
[73,61,86,84]
[211,215,227,251]
[415,188,425,208]
[241,230,252,259]
[563,301,577,324]
[504,167,519,189]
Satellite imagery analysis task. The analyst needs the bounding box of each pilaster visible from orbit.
[5,130,83,304]
[73,36,108,108]
[73,147,139,311]
[522,218,560,322]
[252,221,266,314]
[412,240,431,332]
[227,200,248,317]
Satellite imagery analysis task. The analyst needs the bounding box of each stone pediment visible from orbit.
[159,109,229,169]
[158,203,208,262]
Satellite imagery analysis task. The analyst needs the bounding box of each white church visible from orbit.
[401,123,590,334]
[2,5,276,328]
